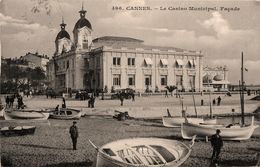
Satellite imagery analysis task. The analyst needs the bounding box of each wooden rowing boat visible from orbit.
[0,125,36,136]
[90,137,196,167]
[49,108,82,120]
[162,110,217,128]
[3,109,49,120]
[181,116,259,140]
[162,116,204,127]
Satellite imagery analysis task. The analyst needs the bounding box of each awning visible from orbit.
[212,80,230,85]
[144,58,153,65]
[188,60,193,66]
[160,59,168,66]
[176,59,183,66]
[193,60,196,66]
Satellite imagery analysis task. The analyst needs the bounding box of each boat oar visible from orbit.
[189,135,197,148]
[167,109,171,117]
[88,139,99,151]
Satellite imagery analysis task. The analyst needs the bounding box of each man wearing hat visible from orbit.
[211,129,223,162]
[69,121,79,150]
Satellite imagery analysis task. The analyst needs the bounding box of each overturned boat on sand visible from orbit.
[181,116,259,141]
[4,109,49,120]
[49,108,82,120]
[0,126,36,136]
[90,136,196,167]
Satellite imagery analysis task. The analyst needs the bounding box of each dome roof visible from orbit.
[203,74,212,83]
[56,30,70,41]
[74,18,92,30]
[213,74,223,81]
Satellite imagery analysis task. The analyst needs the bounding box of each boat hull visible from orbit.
[96,138,192,167]
[203,118,217,124]
[0,126,36,136]
[162,116,204,127]
[0,106,4,118]
[4,109,49,120]
[49,108,81,120]
[181,118,259,140]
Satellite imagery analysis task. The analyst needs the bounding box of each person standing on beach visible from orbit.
[119,94,124,106]
[62,97,66,108]
[69,121,79,150]
[165,90,168,98]
[5,96,10,108]
[9,95,14,108]
[213,98,216,106]
[211,129,223,162]
[217,96,221,106]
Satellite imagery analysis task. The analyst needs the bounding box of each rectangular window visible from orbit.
[96,56,100,68]
[83,39,88,49]
[97,72,100,87]
[176,75,183,86]
[128,58,135,66]
[144,75,152,86]
[85,59,89,69]
[72,74,75,87]
[113,57,121,66]
[160,75,167,86]
[189,75,195,88]
[72,59,74,69]
[63,61,65,69]
[113,74,121,86]
[128,75,135,86]
[66,60,69,69]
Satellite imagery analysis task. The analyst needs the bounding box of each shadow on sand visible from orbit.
[154,135,183,140]
[13,143,71,150]
[43,160,93,167]
[217,159,257,166]
[248,147,260,152]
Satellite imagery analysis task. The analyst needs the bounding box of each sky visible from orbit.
[0,0,259,84]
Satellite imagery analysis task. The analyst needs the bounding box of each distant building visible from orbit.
[21,52,49,71]
[203,66,229,91]
[47,6,204,92]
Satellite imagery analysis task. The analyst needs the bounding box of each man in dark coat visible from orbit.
[5,96,10,108]
[9,95,14,108]
[119,94,124,106]
[62,97,66,108]
[211,129,223,162]
[217,96,222,106]
[69,121,79,150]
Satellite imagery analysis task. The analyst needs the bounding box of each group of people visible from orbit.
[212,96,222,106]
[5,94,24,109]
[88,95,95,108]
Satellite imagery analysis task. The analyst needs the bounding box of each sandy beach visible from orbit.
[1,94,260,167]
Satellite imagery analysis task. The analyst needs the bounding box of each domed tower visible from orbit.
[73,4,93,51]
[55,18,73,55]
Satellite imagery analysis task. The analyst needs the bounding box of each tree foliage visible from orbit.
[165,85,177,93]
[1,63,46,93]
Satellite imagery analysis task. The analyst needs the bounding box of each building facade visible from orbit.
[203,66,229,91]
[21,52,49,72]
[47,6,204,93]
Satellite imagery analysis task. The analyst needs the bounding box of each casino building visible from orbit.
[47,6,205,93]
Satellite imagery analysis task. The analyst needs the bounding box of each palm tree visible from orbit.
[165,85,177,96]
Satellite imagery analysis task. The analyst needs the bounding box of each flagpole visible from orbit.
[241,52,245,126]
[66,68,68,96]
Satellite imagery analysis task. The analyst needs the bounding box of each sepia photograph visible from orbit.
[0,0,260,166]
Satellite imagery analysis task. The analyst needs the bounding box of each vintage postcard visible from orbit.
[0,0,259,166]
